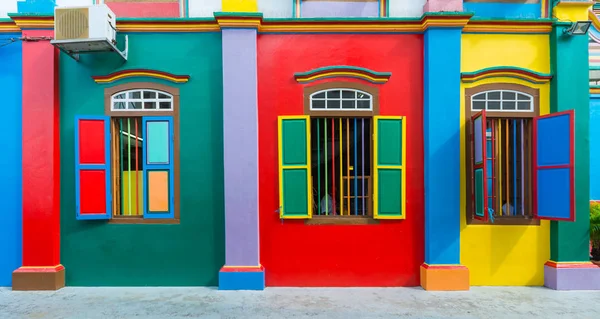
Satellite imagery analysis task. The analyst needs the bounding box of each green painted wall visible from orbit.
[60,32,225,286]
[549,24,590,262]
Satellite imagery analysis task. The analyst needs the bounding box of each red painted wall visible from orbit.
[106,3,179,18]
[257,34,424,287]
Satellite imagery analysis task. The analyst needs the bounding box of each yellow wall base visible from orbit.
[420,264,470,291]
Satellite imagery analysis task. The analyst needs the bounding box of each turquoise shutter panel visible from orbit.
[471,111,489,221]
[278,116,312,219]
[533,110,575,221]
[142,116,175,219]
[373,116,406,219]
[75,115,112,220]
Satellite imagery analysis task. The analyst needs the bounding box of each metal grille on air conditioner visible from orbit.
[55,8,90,41]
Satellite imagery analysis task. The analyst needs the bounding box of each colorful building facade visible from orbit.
[0,0,598,291]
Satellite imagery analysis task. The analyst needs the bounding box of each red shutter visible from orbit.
[471,110,489,221]
[75,116,112,220]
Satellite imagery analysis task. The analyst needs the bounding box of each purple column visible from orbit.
[302,1,378,18]
[219,27,264,290]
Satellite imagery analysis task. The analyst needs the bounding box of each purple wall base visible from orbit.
[544,264,600,290]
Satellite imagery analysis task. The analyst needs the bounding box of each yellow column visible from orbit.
[222,0,258,12]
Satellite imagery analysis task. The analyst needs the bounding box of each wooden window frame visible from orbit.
[104,82,180,224]
[303,82,379,225]
[465,83,540,226]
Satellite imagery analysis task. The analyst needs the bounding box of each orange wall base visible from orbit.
[420,264,470,291]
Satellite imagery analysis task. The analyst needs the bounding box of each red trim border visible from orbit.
[220,265,265,273]
[545,261,599,269]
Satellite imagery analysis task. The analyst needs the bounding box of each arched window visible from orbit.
[111,89,174,111]
[471,90,534,112]
[310,88,373,111]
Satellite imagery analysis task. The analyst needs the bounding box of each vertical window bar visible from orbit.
[521,119,525,215]
[497,119,502,215]
[135,118,139,215]
[353,118,358,215]
[317,118,320,215]
[127,118,132,216]
[505,119,509,215]
[119,118,124,216]
[513,119,517,215]
[346,118,350,215]
[325,118,328,215]
[331,118,336,215]
[339,118,343,216]
[361,118,365,216]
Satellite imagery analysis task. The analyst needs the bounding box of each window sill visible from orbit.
[305,215,379,225]
[109,216,180,225]
[467,216,540,226]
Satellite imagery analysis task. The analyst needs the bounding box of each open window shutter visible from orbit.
[533,110,575,221]
[373,116,406,219]
[142,116,175,219]
[75,116,112,220]
[471,111,489,221]
[278,115,312,219]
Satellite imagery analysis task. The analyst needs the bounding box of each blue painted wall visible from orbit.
[591,96,600,200]
[0,32,23,286]
[464,3,541,19]
[423,27,462,265]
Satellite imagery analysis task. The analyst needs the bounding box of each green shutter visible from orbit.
[471,111,489,221]
[278,116,312,219]
[373,116,406,219]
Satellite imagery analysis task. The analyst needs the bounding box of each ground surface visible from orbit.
[0,287,599,318]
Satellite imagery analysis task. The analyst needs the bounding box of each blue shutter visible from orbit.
[142,116,175,219]
[533,110,575,221]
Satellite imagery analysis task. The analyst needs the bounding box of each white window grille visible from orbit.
[111,89,174,111]
[310,89,373,111]
[471,90,533,112]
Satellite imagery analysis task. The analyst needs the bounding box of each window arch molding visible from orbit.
[465,83,540,118]
[303,82,380,117]
[104,82,180,116]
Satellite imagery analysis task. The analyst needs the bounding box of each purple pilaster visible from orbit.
[301,1,378,18]
[219,25,264,290]
[544,262,600,290]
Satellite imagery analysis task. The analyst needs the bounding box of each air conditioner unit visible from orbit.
[51,4,127,62]
[55,4,116,43]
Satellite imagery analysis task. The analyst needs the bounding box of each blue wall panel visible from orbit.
[590,97,600,200]
[0,33,22,286]
[464,3,541,19]
[423,27,462,265]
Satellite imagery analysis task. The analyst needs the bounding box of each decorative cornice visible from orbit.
[215,12,262,29]
[461,67,553,84]
[0,19,20,33]
[92,69,190,84]
[591,86,600,95]
[294,66,392,84]
[463,19,554,34]
[589,9,600,34]
[8,14,53,30]
[0,13,559,34]
[117,18,219,32]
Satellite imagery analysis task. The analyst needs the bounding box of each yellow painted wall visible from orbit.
[222,0,258,12]
[460,34,551,285]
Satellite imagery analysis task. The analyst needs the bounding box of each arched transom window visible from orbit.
[111,89,174,111]
[310,88,373,111]
[471,90,533,112]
